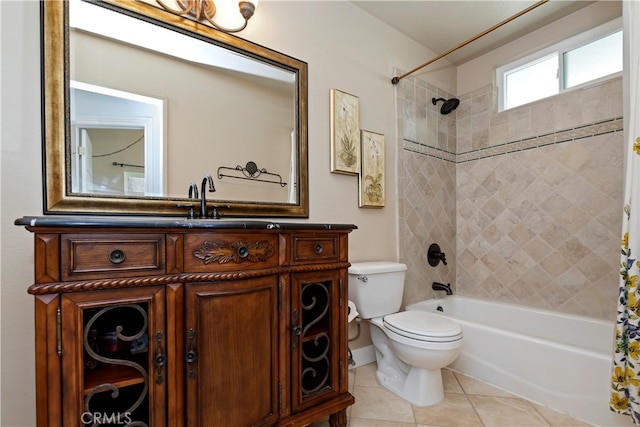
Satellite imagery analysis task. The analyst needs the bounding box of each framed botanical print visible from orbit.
[330,89,360,174]
[359,130,385,208]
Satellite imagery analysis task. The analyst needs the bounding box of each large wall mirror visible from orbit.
[42,0,308,217]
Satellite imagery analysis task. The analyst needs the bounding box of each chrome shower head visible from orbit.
[432,97,460,115]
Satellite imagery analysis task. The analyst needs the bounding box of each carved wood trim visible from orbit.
[34,294,61,427]
[35,234,60,283]
[167,233,183,274]
[338,234,348,263]
[193,239,275,264]
[27,262,352,295]
[278,394,354,427]
[329,408,348,427]
[165,283,185,427]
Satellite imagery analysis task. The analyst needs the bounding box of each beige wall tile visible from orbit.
[397,76,623,320]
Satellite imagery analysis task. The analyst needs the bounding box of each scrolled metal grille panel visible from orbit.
[82,304,150,427]
[300,282,331,395]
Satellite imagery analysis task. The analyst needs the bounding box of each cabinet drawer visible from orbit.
[291,234,339,264]
[184,233,278,272]
[61,234,165,280]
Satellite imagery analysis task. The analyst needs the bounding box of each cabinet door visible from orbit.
[185,277,279,427]
[290,270,342,413]
[60,286,166,427]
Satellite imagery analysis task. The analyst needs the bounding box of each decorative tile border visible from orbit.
[403,117,623,163]
[402,139,456,163]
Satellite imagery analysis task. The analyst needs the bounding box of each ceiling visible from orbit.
[351,1,599,65]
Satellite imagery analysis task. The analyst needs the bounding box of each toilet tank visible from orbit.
[348,262,407,319]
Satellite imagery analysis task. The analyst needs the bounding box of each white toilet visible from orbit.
[348,261,463,406]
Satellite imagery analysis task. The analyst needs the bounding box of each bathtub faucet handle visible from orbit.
[428,243,448,266]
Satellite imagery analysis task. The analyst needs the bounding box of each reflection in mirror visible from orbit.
[42,0,308,217]
[70,81,165,196]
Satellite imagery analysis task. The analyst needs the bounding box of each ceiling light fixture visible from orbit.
[154,0,258,33]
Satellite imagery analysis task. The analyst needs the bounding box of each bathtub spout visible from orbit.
[432,282,452,295]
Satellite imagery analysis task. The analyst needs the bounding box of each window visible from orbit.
[497,18,622,111]
[562,30,622,89]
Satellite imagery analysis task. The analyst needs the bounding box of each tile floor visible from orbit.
[312,362,591,427]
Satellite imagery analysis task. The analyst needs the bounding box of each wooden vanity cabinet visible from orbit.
[183,276,280,427]
[59,286,168,426]
[19,219,356,427]
[290,270,343,413]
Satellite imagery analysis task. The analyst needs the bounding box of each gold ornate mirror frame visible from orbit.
[42,0,309,217]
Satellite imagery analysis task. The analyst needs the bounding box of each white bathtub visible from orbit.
[407,296,632,427]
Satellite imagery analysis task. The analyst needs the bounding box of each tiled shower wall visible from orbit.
[397,77,458,307]
[397,75,624,320]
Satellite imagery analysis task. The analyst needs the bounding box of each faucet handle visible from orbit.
[210,205,231,219]
[427,243,447,266]
[176,203,197,219]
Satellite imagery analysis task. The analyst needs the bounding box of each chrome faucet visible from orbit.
[200,175,216,218]
[432,282,453,295]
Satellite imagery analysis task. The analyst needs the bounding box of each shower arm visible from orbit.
[391,0,549,85]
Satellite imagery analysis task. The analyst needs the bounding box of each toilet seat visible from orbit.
[383,311,462,343]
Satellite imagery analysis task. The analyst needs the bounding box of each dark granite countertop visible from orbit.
[15,215,357,231]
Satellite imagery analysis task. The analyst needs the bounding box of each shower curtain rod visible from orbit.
[391,0,549,84]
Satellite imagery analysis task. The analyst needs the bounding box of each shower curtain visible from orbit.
[611,1,640,423]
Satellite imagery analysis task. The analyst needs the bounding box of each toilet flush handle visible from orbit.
[357,275,368,282]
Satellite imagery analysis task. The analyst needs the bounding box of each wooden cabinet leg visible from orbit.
[329,409,347,427]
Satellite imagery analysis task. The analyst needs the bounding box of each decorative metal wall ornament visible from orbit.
[193,239,275,264]
[330,89,360,175]
[217,161,287,187]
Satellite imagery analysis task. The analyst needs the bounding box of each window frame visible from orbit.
[496,17,622,112]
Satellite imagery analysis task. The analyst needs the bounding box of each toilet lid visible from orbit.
[383,311,462,342]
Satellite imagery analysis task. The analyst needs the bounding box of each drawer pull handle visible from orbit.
[185,350,197,364]
[108,249,126,264]
[185,328,197,380]
[155,353,167,367]
[154,331,166,385]
[292,309,302,350]
[237,245,249,258]
[314,244,323,254]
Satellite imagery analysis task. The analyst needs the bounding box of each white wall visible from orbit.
[1,2,43,425]
[0,1,451,424]
[239,1,455,259]
[457,1,622,95]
